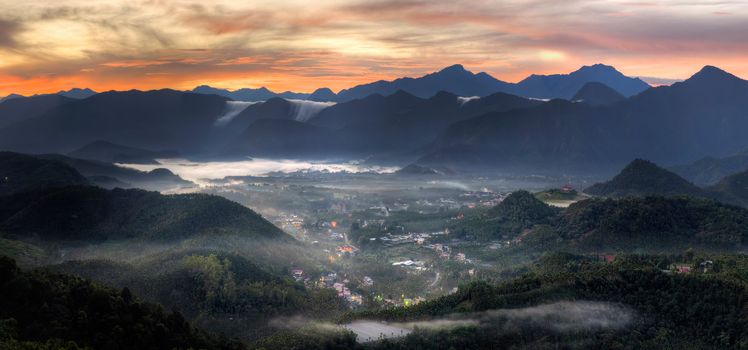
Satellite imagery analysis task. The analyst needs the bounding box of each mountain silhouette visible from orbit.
[514,64,650,99]
[571,82,625,106]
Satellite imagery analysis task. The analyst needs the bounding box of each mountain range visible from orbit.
[189,63,650,103]
[0,64,746,174]
[417,66,748,172]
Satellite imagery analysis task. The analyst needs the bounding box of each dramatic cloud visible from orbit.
[0,18,22,47]
[0,0,747,95]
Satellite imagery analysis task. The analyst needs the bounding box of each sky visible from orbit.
[1,0,747,96]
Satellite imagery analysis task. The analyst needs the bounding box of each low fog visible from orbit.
[121,158,400,184]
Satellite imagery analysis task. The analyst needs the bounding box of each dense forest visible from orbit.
[53,252,347,340]
[340,253,748,350]
[449,190,748,251]
[0,186,287,243]
[0,256,245,350]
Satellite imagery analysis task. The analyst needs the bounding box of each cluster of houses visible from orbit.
[373,230,449,247]
[423,243,471,263]
[298,271,364,307]
[460,190,507,209]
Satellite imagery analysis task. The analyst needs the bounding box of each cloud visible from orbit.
[0,18,22,47]
[318,301,635,343]
[639,76,684,86]
[0,0,747,95]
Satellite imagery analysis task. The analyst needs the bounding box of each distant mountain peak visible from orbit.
[0,93,24,102]
[575,63,625,77]
[581,63,616,70]
[57,88,97,99]
[439,64,467,73]
[687,65,740,82]
[308,87,337,101]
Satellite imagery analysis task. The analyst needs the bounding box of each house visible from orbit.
[699,260,714,273]
[456,253,466,262]
[363,276,374,286]
[671,264,692,274]
[336,245,356,254]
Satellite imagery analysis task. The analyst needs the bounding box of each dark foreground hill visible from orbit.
[69,140,179,164]
[0,186,287,243]
[0,256,243,350]
[54,251,347,341]
[37,154,193,191]
[0,152,89,195]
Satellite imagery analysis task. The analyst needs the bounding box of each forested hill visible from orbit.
[344,254,748,349]
[0,186,288,242]
[555,196,748,249]
[485,190,559,236]
[0,256,244,350]
[585,159,705,198]
[584,158,748,207]
[0,152,89,195]
[454,191,748,251]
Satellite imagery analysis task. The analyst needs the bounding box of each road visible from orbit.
[429,271,441,289]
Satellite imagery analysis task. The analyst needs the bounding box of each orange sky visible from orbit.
[1,0,747,96]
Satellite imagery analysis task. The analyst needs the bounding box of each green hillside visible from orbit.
[0,256,243,350]
[0,186,287,242]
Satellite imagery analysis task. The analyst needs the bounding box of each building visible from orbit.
[699,260,714,273]
[671,264,692,274]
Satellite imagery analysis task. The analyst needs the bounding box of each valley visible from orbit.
[2,61,748,349]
